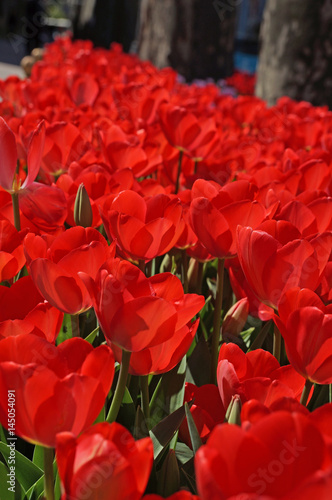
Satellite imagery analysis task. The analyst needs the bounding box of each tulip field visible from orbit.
[1,36,332,499]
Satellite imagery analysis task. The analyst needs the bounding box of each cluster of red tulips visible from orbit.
[0,35,332,499]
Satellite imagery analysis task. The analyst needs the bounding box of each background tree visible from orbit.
[137,0,238,81]
[256,0,332,108]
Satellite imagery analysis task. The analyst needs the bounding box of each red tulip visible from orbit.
[101,190,183,262]
[0,117,45,192]
[81,258,205,354]
[24,226,113,314]
[56,422,153,500]
[237,220,332,309]
[111,318,200,376]
[0,335,115,447]
[195,411,332,499]
[159,102,217,159]
[0,275,63,341]
[217,343,306,409]
[190,179,268,259]
[0,218,27,281]
[275,287,332,384]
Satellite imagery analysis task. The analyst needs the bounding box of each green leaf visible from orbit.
[186,337,211,386]
[26,474,44,500]
[149,357,186,428]
[248,320,273,352]
[0,460,25,499]
[84,325,99,344]
[27,457,59,500]
[150,405,186,461]
[175,442,194,465]
[240,327,256,347]
[0,424,7,443]
[133,406,149,440]
[56,314,73,345]
[0,442,43,493]
[32,446,44,471]
[184,403,202,454]
[116,386,136,430]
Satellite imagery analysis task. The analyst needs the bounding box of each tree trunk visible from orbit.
[137,0,237,81]
[256,0,332,108]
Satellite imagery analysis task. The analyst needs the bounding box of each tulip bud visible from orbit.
[157,449,180,497]
[222,298,249,340]
[74,183,93,227]
[225,395,242,425]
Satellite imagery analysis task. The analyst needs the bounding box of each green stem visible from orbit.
[300,379,313,407]
[43,447,55,500]
[330,384,332,404]
[140,375,150,424]
[70,314,80,337]
[196,261,204,295]
[107,350,132,423]
[11,192,21,231]
[175,149,183,194]
[210,258,225,384]
[181,249,189,294]
[273,323,281,364]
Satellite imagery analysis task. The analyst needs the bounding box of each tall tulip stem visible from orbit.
[181,249,189,293]
[175,149,183,194]
[140,375,150,423]
[300,379,313,407]
[210,258,225,384]
[43,447,55,500]
[107,349,132,423]
[11,192,21,231]
[273,323,281,364]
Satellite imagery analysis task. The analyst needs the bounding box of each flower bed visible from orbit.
[0,36,332,499]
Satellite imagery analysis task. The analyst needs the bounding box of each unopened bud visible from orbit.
[225,395,242,425]
[222,298,249,339]
[74,183,93,227]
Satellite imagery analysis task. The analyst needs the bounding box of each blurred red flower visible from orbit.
[0,335,114,447]
[195,411,332,499]
[56,422,153,500]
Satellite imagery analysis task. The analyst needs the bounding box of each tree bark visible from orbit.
[256,0,332,108]
[137,0,237,81]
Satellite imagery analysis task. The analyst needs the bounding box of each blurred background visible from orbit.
[0,0,331,107]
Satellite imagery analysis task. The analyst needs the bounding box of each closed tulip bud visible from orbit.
[222,298,249,340]
[225,395,242,425]
[157,449,180,498]
[74,183,93,227]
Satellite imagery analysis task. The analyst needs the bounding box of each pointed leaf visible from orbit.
[0,460,24,499]
[149,357,186,428]
[150,405,186,461]
[0,442,43,492]
[248,320,273,352]
[32,445,44,470]
[134,406,149,440]
[184,403,203,454]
